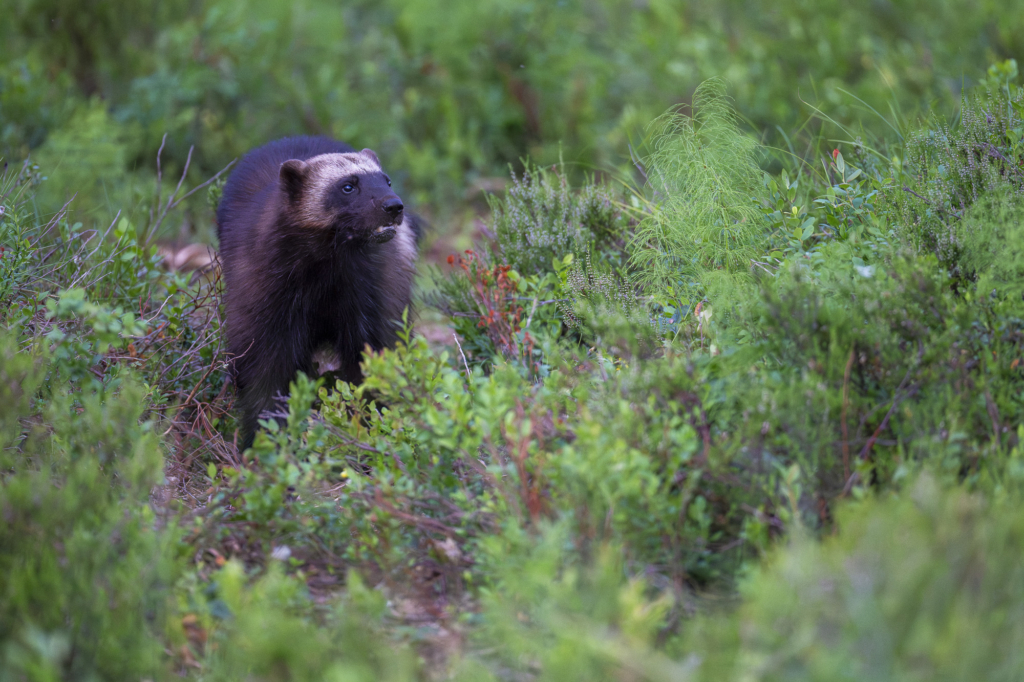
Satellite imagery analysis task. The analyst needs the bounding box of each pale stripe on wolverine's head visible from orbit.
[279,148,385,226]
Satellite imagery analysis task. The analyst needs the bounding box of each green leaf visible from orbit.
[801,218,816,241]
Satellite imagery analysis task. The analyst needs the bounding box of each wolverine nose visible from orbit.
[382,197,404,219]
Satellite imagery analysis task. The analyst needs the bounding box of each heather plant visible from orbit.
[430,164,632,369]
[884,63,1024,276]
[491,163,628,275]
[721,246,1024,496]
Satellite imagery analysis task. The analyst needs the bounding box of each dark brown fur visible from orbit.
[217,136,420,448]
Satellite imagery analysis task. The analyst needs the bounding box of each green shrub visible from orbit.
[0,333,422,681]
[0,334,177,681]
[457,524,683,682]
[958,186,1024,299]
[682,471,1024,681]
[29,100,137,222]
[430,163,633,369]
[0,56,77,155]
[197,564,420,682]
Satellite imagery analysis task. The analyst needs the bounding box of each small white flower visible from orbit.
[271,545,291,561]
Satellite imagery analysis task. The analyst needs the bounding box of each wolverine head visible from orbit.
[279,148,404,244]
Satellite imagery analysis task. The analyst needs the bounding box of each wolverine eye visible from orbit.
[385,175,392,187]
[341,183,355,194]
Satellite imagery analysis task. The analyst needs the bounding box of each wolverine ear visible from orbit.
[279,159,309,202]
[359,148,380,168]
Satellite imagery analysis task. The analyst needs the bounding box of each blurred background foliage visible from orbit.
[3,0,1024,230]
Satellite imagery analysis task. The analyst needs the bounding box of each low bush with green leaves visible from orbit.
[0,335,174,681]
[681,469,1024,680]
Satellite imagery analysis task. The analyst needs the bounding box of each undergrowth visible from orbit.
[4,54,1024,680]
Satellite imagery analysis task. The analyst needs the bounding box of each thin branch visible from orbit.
[841,347,855,481]
[365,491,459,535]
[168,146,194,213]
[327,431,383,455]
[453,332,472,381]
[857,366,914,462]
[984,143,1024,180]
[147,140,237,244]
[984,390,1002,449]
[901,186,962,221]
[168,158,236,209]
[842,343,923,496]
[152,133,167,228]
[79,210,121,265]
[628,143,649,183]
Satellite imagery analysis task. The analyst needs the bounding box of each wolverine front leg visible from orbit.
[333,347,364,387]
[232,330,315,450]
[332,325,375,387]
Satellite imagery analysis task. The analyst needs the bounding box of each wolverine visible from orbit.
[216,136,419,448]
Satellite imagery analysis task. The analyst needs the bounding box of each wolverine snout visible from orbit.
[382,196,404,220]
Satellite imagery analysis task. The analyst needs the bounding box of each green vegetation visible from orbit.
[4,1,1024,679]
[3,0,1023,217]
